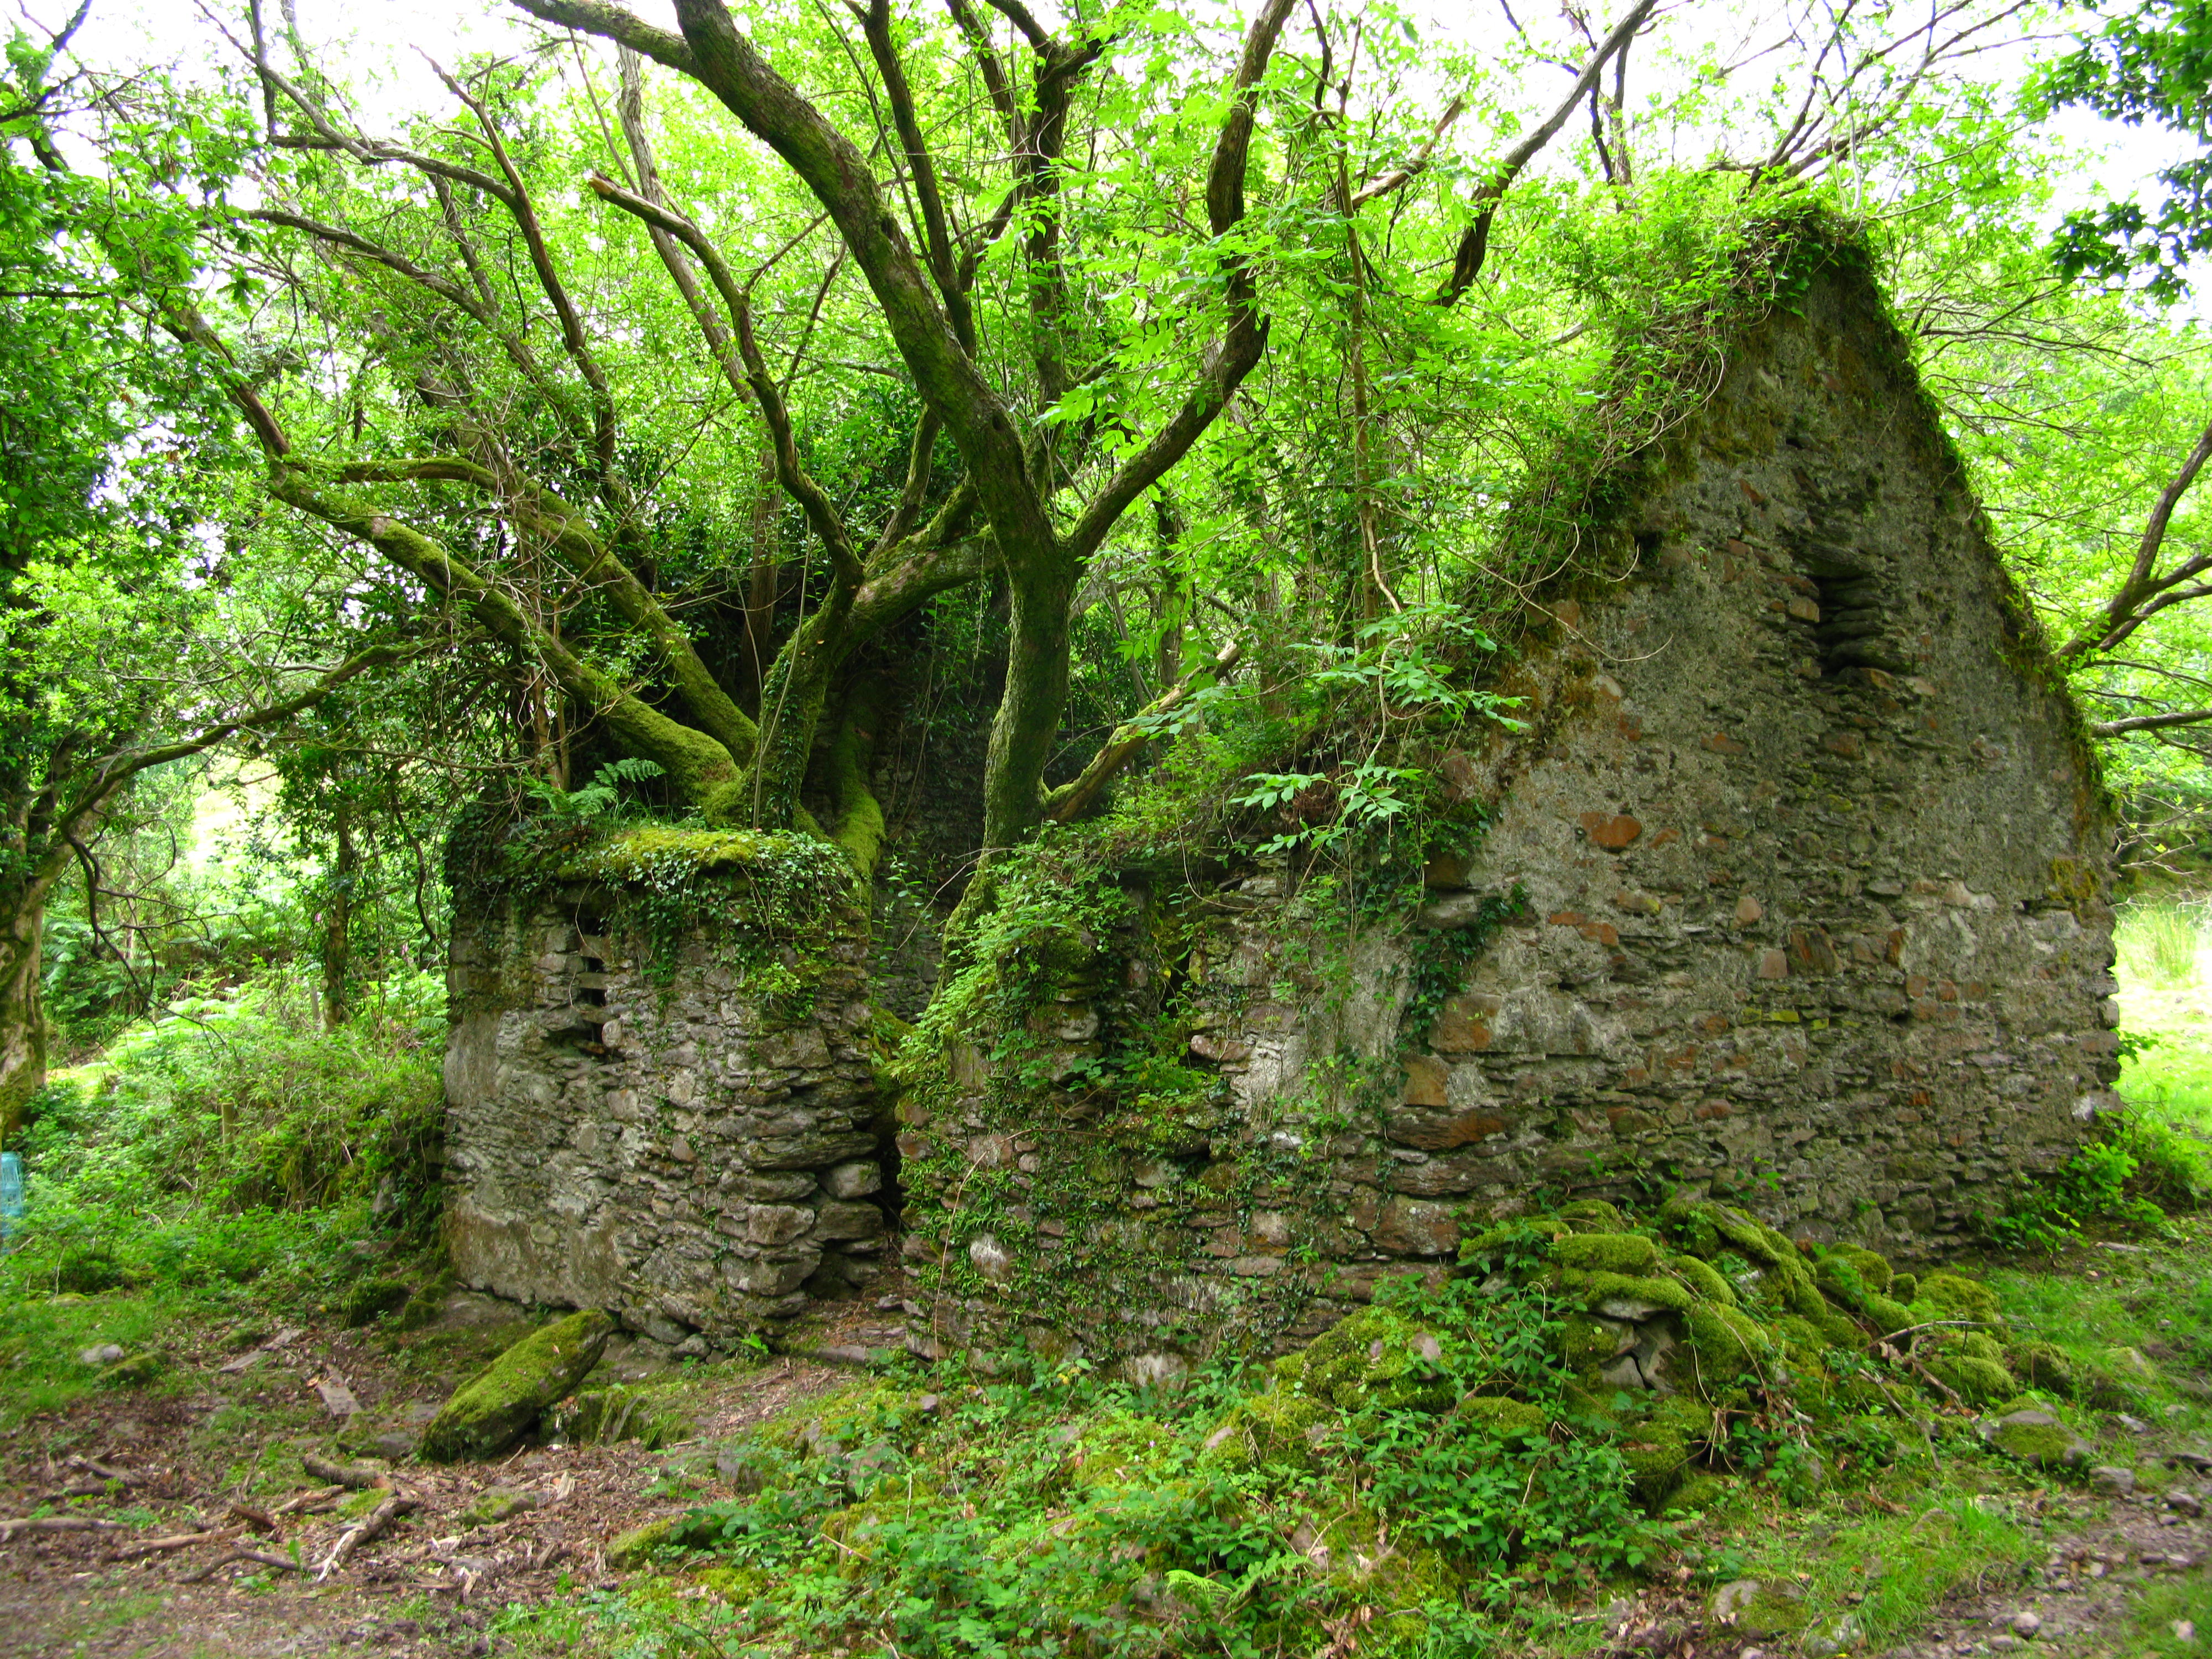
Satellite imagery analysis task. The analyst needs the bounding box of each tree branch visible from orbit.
[1436,0,1655,306]
[1044,638,1242,824]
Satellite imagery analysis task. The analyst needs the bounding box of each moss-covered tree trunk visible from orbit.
[0,895,45,1143]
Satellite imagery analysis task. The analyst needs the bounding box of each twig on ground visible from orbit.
[227,1501,278,1534]
[113,1525,243,1559]
[179,1546,310,1583]
[0,1515,128,1538]
[271,1484,345,1516]
[316,1492,419,1579]
[301,1452,387,1490]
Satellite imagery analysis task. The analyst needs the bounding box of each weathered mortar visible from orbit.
[442,836,893,1347]
[901,252,2117,1371]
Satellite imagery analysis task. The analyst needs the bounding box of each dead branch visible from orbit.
[316,1492,420,1579]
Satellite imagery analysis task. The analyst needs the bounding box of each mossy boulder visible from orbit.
[1928,1350,2017,1405]
[1983,1407,2092,1471]
[1889,1272,1919,1302]
[420,1310,616,1462]
[1202,1392,1330,1472]
[1561,1313,1631,1368]
[1455,1395,1550,1439]
[1662,1471,1739,1516]
[1552,1232,1661,1276]
[1665,1253,1736,1307]
[95,1352,164,1388]
[1556,1199,1629,1233]
[340,1277,413,1328]
[1275,1307,1451,1412]
[2101,1345,2160,1385]
[542,1384,691,1450]
[1861,1293,1915,1339]
[1683,1301,1778,1380]
[1564,1269,1695,1317]
[1620,1395,1714,1504]
[1826,1244,1895,1296]
[2009,1340,2077,1397]
[607,1516,679,1569]
[457,1486,539,1528]
[1917,1270,2002,1325]
[1710,1577,1808,1639]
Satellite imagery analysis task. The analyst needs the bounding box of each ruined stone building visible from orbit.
[440,247,2117,1365]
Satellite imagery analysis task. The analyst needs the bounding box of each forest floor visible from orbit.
[6,1239,2212,1659]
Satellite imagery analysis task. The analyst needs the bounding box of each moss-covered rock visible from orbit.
[95,1352,164,1388]
[1665,1253,1736,1306]
[1983,1407,2092,1470]
[1710,1577,1808,1638]
[2101,1345,2159,1385]
[1556,1199,1629,1233]
[1552,1232,1661,1276]
[420,1309,615,1463]
[1828,1244,1895,1296]
[1861,1293,1915,1338]
[2009,1340,2077,1397]
[1929,1353,2017,1404]
[1201,1392,1330,1471]
[1620,1395,1714,1505]
[457,1486,539,1528]
[607,1516,679,1569]
[1563,1269,1695,1316]
[1561,1313,1631,1368]
[341,1277,413,1328]
[1662,1471,1739,1516]
[542,1384,691,1450]
[1275,1306,1452,1412]
[1455,1395,1550,1438]
[1917,1270,2002,1324]
[1890,1272,1919,1302]
[1683,1301,1778,1380]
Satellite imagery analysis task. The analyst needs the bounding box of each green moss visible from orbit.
[1928,1354,2017,1404]
[1455,1395,1550,1438]
[1665,1253,1736,1306]
[1276,1306,1452,1413]
[2008,1340,2077,1397]
[541,1384,691,1450]
[1890,1272,1919,1302]
[1683,1302,1778,1380]
[1985,1408,2090,1470]
[340,1277,411,1328]
[1828,1244,1895,1296]
[420,1309,615,1463]
[1863,1293,1915,1338]
[607,1516,679,1570]
[1918,1270,2002,1325]
[1662,1471,1740,1517]
[1556,1199,1628,1233]
[1565,1269,1695,1314]
[1202,1391,1330,1472]
[1561,1313,1629,1368]
[1712,1579,1809,1639]
[1553,1232,1661,1275]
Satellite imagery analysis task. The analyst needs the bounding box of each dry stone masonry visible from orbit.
[900,249,2117,1370]
[442,837,892,1348]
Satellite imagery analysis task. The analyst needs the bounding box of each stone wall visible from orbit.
[441,842,893,1348]
[898,252,2117,1373]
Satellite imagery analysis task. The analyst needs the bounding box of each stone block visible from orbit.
[822,1160,882,1199]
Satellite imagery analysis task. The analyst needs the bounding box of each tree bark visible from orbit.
[0,897,46,1143]
[322,800,354,1031]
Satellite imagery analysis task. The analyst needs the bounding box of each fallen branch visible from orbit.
[316,1492,419,1580]
[113,1525,243,1559]
[301,1452,388,1490]
[227,1502,278,1535]
[272,1484,345,1516]
[180,1546,310,1583]
[68,1455,137,1485]
[0,1515,128,1538]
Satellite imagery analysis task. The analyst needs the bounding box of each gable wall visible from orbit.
[900,266,2117,1371]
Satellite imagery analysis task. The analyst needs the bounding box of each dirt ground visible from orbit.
[0,1293,904,1658]
[8,1286,2211,1658]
